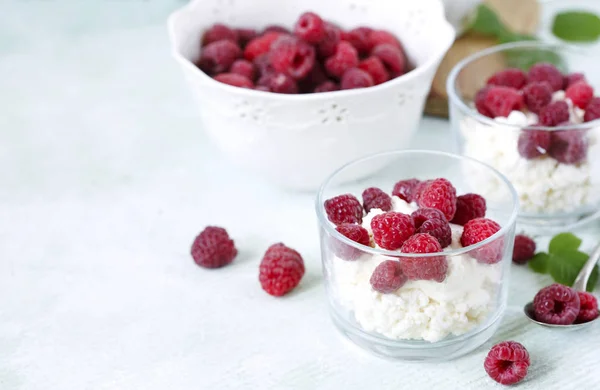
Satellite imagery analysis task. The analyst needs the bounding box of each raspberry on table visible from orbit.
[358,56,390,85]
[418,218,452,248]
[263,25,291,34]
[314,81,339,93]
[512,234,536,264]
[362,187,392,212]
[343,27,372,56]
[411,208,447,229]
[259,243,305,297]
[372,43,406,77]
[484,341,530,386]
[197,39,242,74]
[202,23,238,46]
[213,73,254,88]
[483,86,524,118]
[533,283,580,325]
[235,28,258,48]
[584,97,600,122]
[324,194,363,225]
[400,233,448,282]
[317,22,342,58]
[528,62,563,91]
[325,41,359,79]
[244,32,283,61]
[370,260,408,293]
[451,193,486,226]
[474,86,493,118]
[341,68,374,90]
[269,36,316,80]
[229,59,256,80]
[564,72,585,89]
[371,212,415,250]
[191,226,238,269]
[576,291,599,323]
[522,81,553,114]
[294,12,326,44]
[333,223,371,261]
[392,178,420,202]
[565,81,594,109]
[461,218,503,264]
[417,178,457,221]
[487,68,528,90]
[539,101,570,126]
[517,128,552,159]
[549,130,588,165]
[256,72,298,94]
[368,30,402,51]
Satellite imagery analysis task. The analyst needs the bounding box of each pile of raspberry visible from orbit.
[196,12,408,93]
[474,63,600,165]
[532,283,598,325]
[324,177,504,294]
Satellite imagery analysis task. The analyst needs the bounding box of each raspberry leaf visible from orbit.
[548,232,582,254]
[548,250,599,292]
[528,252,549,274]
[552,11,600,43]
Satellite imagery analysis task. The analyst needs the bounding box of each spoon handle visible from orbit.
[573,242,600,292]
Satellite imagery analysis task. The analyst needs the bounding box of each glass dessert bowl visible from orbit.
[315,150,518,361]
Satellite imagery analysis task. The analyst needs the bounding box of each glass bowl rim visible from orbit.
[315,149,519,258]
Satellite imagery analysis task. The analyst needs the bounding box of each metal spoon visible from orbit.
[524,242,600,329]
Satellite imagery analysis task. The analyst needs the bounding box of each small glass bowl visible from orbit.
[315,150,518,361]
[447,41,600,231]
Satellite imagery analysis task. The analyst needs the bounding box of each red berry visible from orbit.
[244,32,283,61]
[198,39,241,74]
[528,62,563,91]
[413,180,434,203]
[484,341,530,386]
[202,23,238,46]
[324,194,363,225]
[564,72,585,89]
[461,218,503,264]
[418,218,452,248]
[259,243,305,297]
[576,292,599,323]
[566,81,594,109]
[483,86,524,118]
[474,86,493,118]
[392,178,420,202]
[344,27,372,56]
[253,53,274,77]
[512,234,536,264]
[325,41,359,79]
[341,68,374,90]
[517,128,552,159]
[370,260,407,293]
[522,81,553,114]
[256,72,298,94]
[549,130,588,165]
[451,193,486,226]
[411,208,447,229]
[191,226,237,269]
[294,12,326,44]
[317,22,342,58]
[400,233,448,282]
[333,223,371,261]
[362,187,392,212]
[417,178,457,221]
[358,56,390,85]
[368,30,402,51]
[372,43,406,77]
[298,63,328,93]
[269,36,315,80]
[314,81,339,93]
[235,28,258,48]
[213,73,254,88]
[254,85,270,92]
[487,68,527,89]
[263,25,290,34]
[584,97,600,122]
[371,212,415,250]
[533,283,580,325]
[229,59,256,80]
[539,101,569,126]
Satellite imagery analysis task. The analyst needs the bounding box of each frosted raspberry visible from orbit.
[259,243,304,297]
[269,36,315,80]
[202,23,238,46]
[461,218,503,264]
[585,97,600,122]
[451,193,486,226]
[392,178,420,202]
[341,68,374,90]
[474,86,493,118]
[522,81,553,114]
[362,187,392,212]
[576,292,599,323]
[293,12,326,44]
[372,43,406,77]
[253,54,274,77]
[368,30,402,51]
[235,28,258,48]
[324,41,359,79]
[564,72,585,89]
[411,208,447,229]
[549,130,587,165]
[487,68,527,89]
[566,81,594,109]
[213,73,254,88]
[517,128,551,159]
[417,178,457,221]
[512,234,536,264]
[418,218,452,248]
[333,223,371,261]
[191,226,237,269]
[314,81,339,93]
[370,260,407,293]
[198,40,241,74]
[244,32,283,61]
[256,72,298,94]
[263,25,290,34]
[229,59,256,80]
[317,22,342,58]
[358,56,390,85]
[483,86,524,118]
[324,194,363,225]
[484,341,530,385]
[528,62,563,91]
[400,233,448,282]
[533,283,580,325]
[371,212,415,250]
[344,27,372,56]
[539,101,569,126]
[413,180,434,203]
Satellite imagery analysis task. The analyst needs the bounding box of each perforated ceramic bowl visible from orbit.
[168,0,455,190]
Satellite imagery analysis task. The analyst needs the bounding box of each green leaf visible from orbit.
[529,252,550,274]
[587,266,599,292]
[552,11,600,43]
[547,250,599,291]
[549,233,583,254]
[505,49,566,72]
[465,4,510,38]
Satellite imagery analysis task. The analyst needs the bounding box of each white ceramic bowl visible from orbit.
[168,0,455,190]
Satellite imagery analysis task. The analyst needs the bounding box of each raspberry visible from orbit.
[576,292,599,323]
[487,68,528,89]
[202,23,238,46]
[358,56,390,85]
[259,243,305,297]
[528,62,563,92]
[263,25,290,34]
[370,260,407,293]
[269,36,315,80]
[400,233,448,282]
[372,43,406,77]
[317,22,342,58]
[413,180,434,203]
[324,194,363,225]
[235,28,258,48]
[362,187,392,212]
[294,12,326,44]
[451,193,486,226]
[371,212,415,250]
[512,234,536,264]
[341,68,374,90]
[191,226,237,269]
[314,81,339,93]
[474,86,493,118]
[564,72,585,89]
[411,208,447,229]
[298,63,328,93]
[198,39,241,74]
[333,223,370,261]
[517,128,551,159]
[244,32,282,62]
[418,218,452,248]
[461,218,502,264]
[229,59,256,81]
[253,54,274,77]
[533,283,580,325]
[417,178,457,221]
[324,41,359,79]
[565,81,594,109]
[483,86,524,118]
[256,72,298,94]
[549,130,587,165]
[584,97,600,122]
[213,73,254,88]
[522,81,553,114]
[343,27,372,56]
[254,85,270,92]
[368,30,402,51]
[484,341,530,386]
[539,101,569,126]
[392,178,420,202]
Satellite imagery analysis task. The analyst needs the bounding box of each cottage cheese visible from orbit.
[332,197,502,343]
